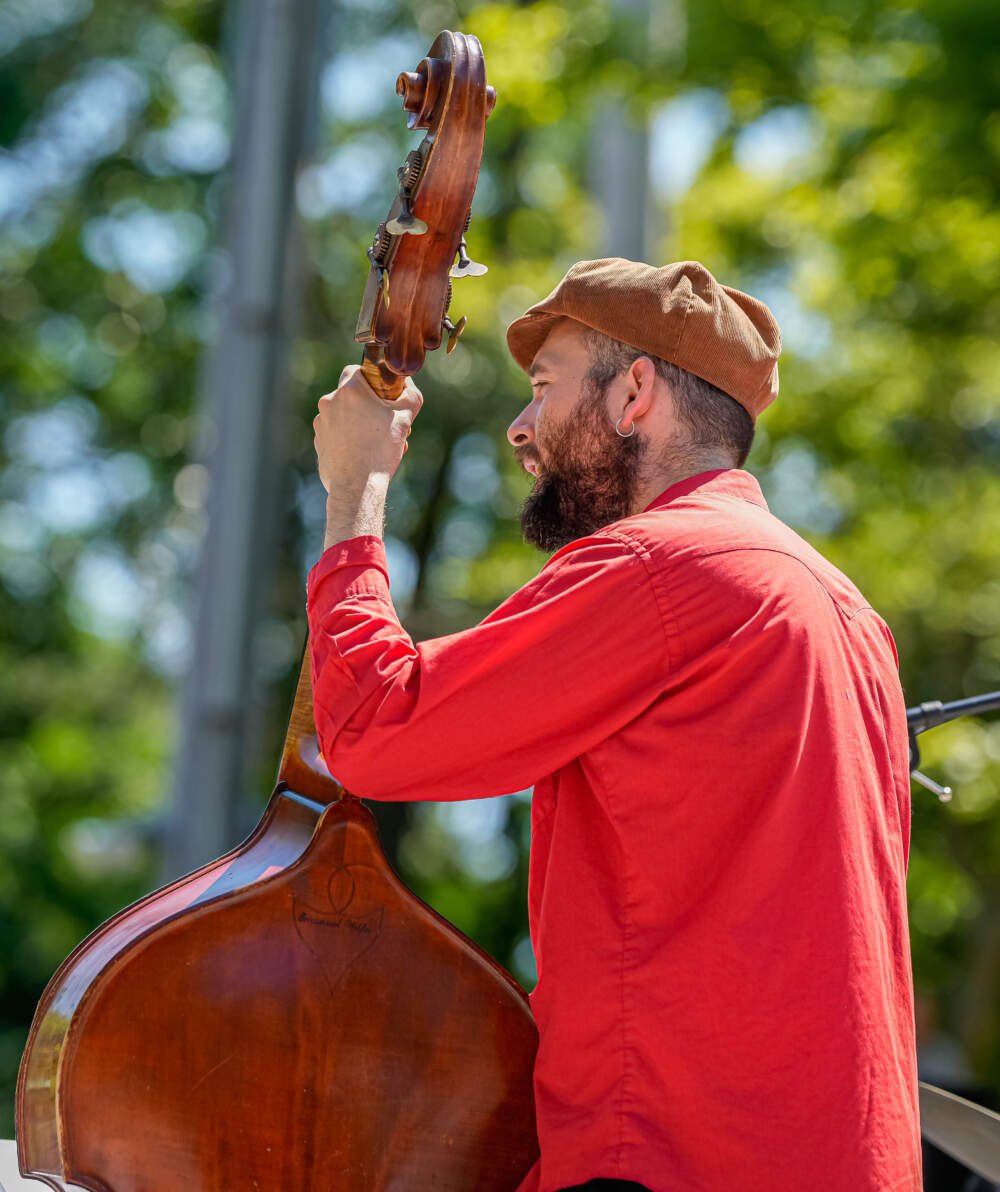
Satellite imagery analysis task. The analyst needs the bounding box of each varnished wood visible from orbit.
[354,32,491,379]
[360,348,408,400]
[277,645,344,807]
[18,793,538,1191]
[16,791,324,1190]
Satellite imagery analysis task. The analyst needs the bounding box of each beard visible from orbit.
[518,384,647,553]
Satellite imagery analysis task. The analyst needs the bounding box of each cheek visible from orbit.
[535,394,569,446]
[535,412,575,468]
[535,412,556,460]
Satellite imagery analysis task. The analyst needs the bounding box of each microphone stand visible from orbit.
[904,690,1000,1184]
[906,690,1000,802]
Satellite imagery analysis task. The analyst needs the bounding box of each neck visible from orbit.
[632,453,735,514]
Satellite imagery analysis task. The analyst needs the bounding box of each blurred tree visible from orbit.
[0,0,997,1163]
[164,0,324,878]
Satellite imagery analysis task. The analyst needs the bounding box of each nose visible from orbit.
[507,402,536,448]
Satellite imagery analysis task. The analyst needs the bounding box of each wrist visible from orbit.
[323,477,389,549]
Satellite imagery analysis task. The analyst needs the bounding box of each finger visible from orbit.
[397,387,423,416]
[339,363,360,385]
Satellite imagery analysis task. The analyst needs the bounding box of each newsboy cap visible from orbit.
[506,259,782,419]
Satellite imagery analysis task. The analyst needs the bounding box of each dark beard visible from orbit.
[519,388,646,553]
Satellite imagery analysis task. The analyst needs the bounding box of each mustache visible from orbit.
[514,445,541,473]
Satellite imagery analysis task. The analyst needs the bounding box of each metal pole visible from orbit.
[592,0,654,261]
[163,0,324,876]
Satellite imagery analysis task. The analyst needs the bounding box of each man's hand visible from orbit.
[314,364,422,494]
[313,364,422,548]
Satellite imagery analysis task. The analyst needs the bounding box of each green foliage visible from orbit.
[0,0,998,1139]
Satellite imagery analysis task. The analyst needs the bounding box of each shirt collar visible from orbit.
[642,468,769,514]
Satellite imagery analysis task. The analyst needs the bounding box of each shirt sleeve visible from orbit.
[306,532,671,801]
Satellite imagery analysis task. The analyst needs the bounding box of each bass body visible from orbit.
[17,786,539,1191]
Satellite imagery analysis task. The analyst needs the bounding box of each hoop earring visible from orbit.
[615,416,636,439]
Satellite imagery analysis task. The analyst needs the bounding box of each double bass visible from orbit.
[16,31,540,1192]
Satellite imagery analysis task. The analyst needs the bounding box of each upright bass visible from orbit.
[17,31,540,1192]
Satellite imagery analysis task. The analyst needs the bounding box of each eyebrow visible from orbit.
[528,361,551,379]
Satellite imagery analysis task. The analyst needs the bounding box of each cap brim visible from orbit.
[505,311,564,373]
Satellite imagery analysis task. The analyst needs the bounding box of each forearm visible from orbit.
[323,476,389,550]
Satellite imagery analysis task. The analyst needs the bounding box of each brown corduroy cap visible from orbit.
[506,259,782,420]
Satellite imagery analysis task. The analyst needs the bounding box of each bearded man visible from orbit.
[309,259,922,1192]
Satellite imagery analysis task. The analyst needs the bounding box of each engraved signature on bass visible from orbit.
[296,908,380,935]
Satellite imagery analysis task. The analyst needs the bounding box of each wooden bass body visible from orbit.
[16,787,539,1191]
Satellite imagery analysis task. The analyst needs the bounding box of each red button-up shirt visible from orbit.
[307,468,921,1192]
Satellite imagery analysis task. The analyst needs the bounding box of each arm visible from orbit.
[307,531,671,801]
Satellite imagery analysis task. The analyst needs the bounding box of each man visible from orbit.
[309,259,922,1191]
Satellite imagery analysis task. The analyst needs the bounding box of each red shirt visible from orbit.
[307,468,921,1192]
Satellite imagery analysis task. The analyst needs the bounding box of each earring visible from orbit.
[615,416,636,439]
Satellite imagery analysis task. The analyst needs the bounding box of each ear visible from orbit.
[617,356,658,432]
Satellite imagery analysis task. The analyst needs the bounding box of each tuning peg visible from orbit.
[386,201,427,236]
[365,248,390,309]
[449,236,488,278]
[442,314,467,353]
[386,162,428,236]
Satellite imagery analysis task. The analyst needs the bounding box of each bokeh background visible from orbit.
[1,0,998,1176]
